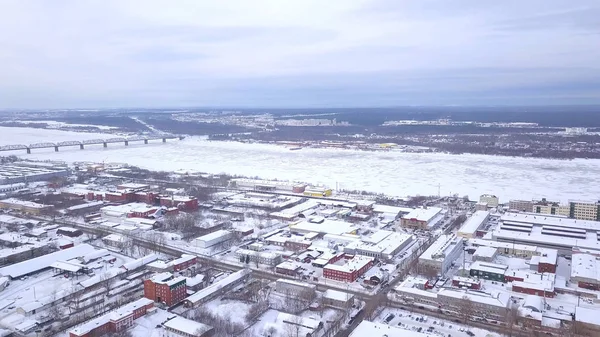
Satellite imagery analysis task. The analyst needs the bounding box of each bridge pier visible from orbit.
[26,148,31,154]
[124,141,129,146]
[103,142,107,148]
[54,146,59,152]
[162,138,166,143]
[80,144,84,150]
[144,139,148,144]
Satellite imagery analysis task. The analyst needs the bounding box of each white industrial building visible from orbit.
[344,231,414,260]
[418,234,464,276]
[275,279,316,295]
[235,248,282,266]
[457,211,490,239]
[0,163,69,185]
[192,230,233,249]
[230,178,306,193]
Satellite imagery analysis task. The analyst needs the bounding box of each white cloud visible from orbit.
[0,0,598,108]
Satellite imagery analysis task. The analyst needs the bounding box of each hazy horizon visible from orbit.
[1,0,599,108]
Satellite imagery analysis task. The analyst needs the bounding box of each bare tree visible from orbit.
[504,305,520,337]
[459,296,475,324]
[284,314,303,337]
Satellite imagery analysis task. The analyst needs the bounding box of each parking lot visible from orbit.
[377,308,500,337]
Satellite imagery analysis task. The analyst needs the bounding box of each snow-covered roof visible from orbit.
[458,210,490,236]
[402,207,443,223]
[323,289,353,302]
[438,288,510,309]
[324,255,373,273]
[419,234,463,262]
[50,260,85,272]
[163,316,212,335]
[122,254,158,271]
[69,298,153,335]
[0,198,50,208]
[473,246,497,258]
[571,253,600,282]
[291,219,357,235]
[67,201,104,211]
[468,238,537,252]
[195,229,231,242]
[373,204,412,215]
[576,306,600,326]
[185,269,249,305]
[469,261,508,275]
[0,243,95,278]
[80,249,110,263]
[103,233,128,242]
[79,267,125,288]
[185,274,205,287]
[501,212,600,231]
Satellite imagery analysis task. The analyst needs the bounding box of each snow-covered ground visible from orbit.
[2,126,600,202]
[377,308,500,337]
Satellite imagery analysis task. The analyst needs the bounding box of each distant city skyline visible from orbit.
[0,0,599,108]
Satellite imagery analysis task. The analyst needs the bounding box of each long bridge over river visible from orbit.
[0,134,184,154]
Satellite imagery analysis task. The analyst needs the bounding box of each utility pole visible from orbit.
[438,183,441,197]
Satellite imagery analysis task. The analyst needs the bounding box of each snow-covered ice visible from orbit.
[2,126,600,202]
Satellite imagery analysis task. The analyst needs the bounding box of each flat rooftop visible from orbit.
[402,207,443,223]
[419,234,463,262]
[458,211,490,236]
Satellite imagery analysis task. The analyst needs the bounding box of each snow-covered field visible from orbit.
[2,126,600,202]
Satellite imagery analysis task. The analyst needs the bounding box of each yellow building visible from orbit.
[0,198,53,215]
[532,199,570,217]
[303,188,332,197]
[569,200,600,221]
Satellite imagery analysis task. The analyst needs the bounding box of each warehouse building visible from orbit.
[492,213,600,253]
[570,253,600,290]
[323,255,374,283]
[275,279,316,296]
[191,230,232,249]
[69,298,154,337]
[230,178,307,193]
[0,163,69,185]
[401,207,444,229]
[0,198,53,215]
[344,231,414,260]
[418,234,464,276]
[235,248,282,266]
[472,246,497,262]
[437,288,509,320]
[457,211,490,239]
[469,261,508,282]
[322,289,354,309]
[184,269,250,307]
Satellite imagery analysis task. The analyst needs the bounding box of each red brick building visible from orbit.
[172,254,197,272]
[144,272,187,306]
[159,196,199,211]
[323,256,374,283]
[69,298,154,337]
[275,261,302,277]
[512,281,555,298]
[451,276,481,290]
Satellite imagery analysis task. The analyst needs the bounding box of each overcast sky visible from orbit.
[1,0,599,109]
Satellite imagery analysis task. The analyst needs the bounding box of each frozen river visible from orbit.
[1,126,598,203]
